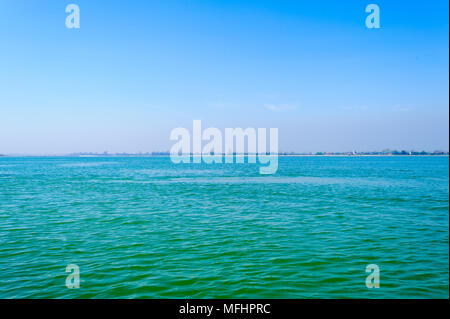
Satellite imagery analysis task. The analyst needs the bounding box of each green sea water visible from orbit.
[0,156,448,298]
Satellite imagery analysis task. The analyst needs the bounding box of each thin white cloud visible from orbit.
[392,105,412,112]
[339,105,369,111]
[264,104,297,112]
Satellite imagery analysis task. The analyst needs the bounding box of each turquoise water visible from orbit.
[0,156,448,298]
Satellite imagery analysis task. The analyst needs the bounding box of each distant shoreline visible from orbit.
[1,154,449,157]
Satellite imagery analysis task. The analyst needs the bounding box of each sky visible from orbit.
[0,0,448,154]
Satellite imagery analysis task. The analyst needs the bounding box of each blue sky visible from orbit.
[0,0,448,154]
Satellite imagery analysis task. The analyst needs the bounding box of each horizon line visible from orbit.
[1,150,449,157]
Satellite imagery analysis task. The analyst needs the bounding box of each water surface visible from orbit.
[0,156,448,298]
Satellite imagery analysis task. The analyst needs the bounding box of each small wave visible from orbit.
[59,162,119,168]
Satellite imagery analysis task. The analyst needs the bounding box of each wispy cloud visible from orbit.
[264,104,298,112]
[206,101,238,110]
[392,105,412,112]
[339,105,369,111]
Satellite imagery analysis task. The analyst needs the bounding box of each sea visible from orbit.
[0,156,448,298]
